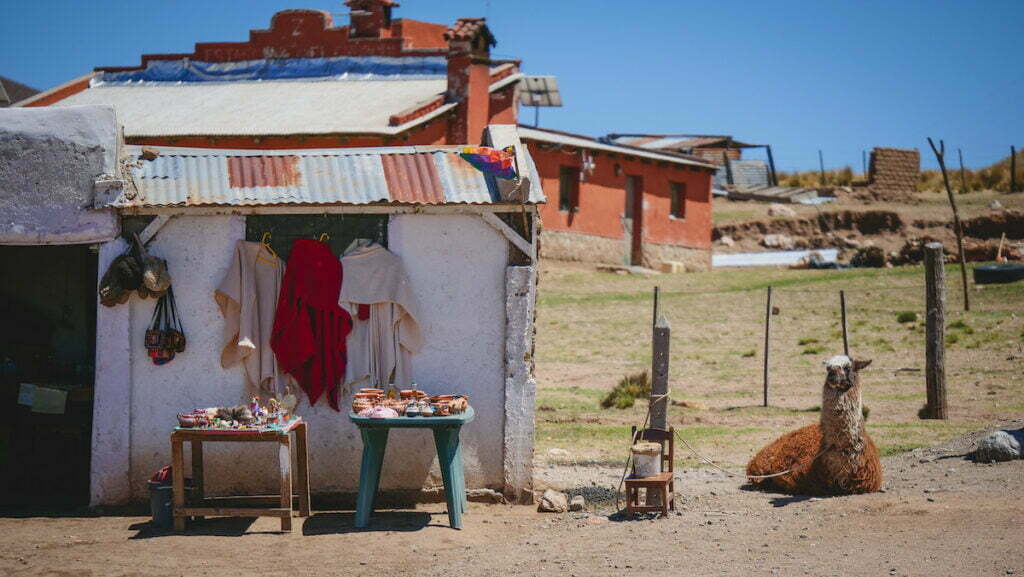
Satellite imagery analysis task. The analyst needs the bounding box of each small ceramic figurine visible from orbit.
[419,400,434,417]
[282,385,298,416]
[405,401,420,417]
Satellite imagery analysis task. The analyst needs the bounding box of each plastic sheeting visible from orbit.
[0,106,120,245]
[97,56,448,84]
[712,248,839,268]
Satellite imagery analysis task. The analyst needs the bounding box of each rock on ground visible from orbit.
[537,489,569,513]
[569,495,585,512]
[973,429,1024,462]
[768,203,797,218]
[761,234,795,250]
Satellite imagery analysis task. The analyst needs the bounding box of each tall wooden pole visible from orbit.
[650,287,670,431]
[765,145,778,186]
[927,138,970,312]
[924,243,947,419]
[840,290,849,357]
[1012,145,1018,193]
[648,287,671,507]
[762,286,773,407]
[957,148,968,194]
[818,150,826,185]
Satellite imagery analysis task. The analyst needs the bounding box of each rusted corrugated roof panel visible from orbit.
[118,145,542,208]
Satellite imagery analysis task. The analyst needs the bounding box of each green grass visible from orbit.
[535,261,1024,468]
[601,371,651,409]
[896,311,919,324]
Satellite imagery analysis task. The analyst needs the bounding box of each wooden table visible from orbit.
[349,407,474,529]
[170,419,310,532]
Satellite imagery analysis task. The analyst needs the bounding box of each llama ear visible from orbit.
[853,359,873,371]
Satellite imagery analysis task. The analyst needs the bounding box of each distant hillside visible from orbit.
[919,148,1024,193]
[774,148,1024,193]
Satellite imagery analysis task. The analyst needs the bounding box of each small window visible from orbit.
[670,182,686,219]
[559,166,580,212]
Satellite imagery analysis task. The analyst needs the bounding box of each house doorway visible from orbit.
[623,175,644,266]
[0,245,97,508]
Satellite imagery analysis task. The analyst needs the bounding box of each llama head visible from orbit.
[823,355,872,391]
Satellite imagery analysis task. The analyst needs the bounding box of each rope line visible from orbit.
[614,393,830,510]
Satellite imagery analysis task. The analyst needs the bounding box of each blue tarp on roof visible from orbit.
[97,56,448,84]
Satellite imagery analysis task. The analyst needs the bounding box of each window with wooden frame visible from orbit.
[558,166,580,212]
[670,181,686,219]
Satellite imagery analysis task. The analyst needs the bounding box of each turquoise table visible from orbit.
[349,406,475,529]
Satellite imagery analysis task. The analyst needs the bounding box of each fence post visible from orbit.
[1012,145,1018,193]
[924,243,947,419]
[840,290,849,357]
[650,287,670,431]
[818,150,826,185]
[762,286,773,407]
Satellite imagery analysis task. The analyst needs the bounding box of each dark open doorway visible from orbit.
[624,175,644,266]
[0,245,97,508]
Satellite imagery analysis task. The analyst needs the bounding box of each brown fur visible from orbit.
[746,358,882,495]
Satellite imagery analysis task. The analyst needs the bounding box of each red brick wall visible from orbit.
[530,144,712,249]
[488,86,518,125]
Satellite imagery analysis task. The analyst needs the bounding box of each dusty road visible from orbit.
[1,423,1020,577]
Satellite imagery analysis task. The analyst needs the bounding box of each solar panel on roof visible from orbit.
[519,76,562,107]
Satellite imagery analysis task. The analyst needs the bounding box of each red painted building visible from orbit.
[22,0,714,269]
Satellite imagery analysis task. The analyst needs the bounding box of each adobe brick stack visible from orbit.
[864,147,920,197]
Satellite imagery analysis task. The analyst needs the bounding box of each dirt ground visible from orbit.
[1,422,1020,577]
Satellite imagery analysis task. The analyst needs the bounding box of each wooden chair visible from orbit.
[624,426,674,516]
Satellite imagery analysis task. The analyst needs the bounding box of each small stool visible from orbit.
[624,426,675,517]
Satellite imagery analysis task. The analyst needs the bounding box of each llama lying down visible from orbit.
[747,356,882,495]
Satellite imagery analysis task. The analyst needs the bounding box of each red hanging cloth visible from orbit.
[271,239,353,411]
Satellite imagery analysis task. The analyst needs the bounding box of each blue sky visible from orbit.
[2,0,1020,171]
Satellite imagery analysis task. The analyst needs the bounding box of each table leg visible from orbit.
[295,422,311,517]
[452,431,467,514]
[355,428,388,528]
[279,436,293,532]
[171,435,185,531]
[432,428,462,529]
[190,440,204,515]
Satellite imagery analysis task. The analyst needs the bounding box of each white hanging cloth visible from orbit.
[339,244,423,389]
[215,240,288,397]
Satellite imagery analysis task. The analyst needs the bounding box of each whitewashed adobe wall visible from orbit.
[93,212,509,503]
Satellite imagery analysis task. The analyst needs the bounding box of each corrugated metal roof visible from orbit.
[609,134,756,150]
[117,145,545,208]
[518,127,716,169]
[55,79,450,137]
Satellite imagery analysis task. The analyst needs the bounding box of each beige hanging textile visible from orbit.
[215,240,287,396]
[339,244,423,390]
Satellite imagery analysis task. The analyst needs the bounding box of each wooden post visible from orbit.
[957,148,968,194]
[927,138,970,311]
[924,243,947,419]
[1012,145,1018,193]
[818,150,826,185]
[762,286,773,407]
[722,151,734,185]
[650,287,670,431]
[648,287,671,508]
[840,290,849,357]
[862,150,867,177]
[765,145,778,186]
